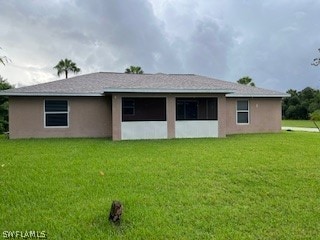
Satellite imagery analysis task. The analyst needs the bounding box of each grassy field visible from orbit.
[1,133,320,239]
[282,119,320,128]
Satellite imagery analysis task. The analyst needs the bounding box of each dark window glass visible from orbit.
[237,100,248,111]
[122,98,166,121]
[45,100,68,112]
[237,112,249,124]
[176,98,218,120]
[46,113,68,126]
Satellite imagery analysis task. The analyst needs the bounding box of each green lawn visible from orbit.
[282,119,320,128]
[1,133,320,239]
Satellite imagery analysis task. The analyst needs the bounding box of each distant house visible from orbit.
[0,72,288,140]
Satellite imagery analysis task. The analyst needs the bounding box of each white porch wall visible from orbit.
[175,120,219,138]
[121,121,167,140]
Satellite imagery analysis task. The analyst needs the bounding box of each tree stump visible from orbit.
[109,201,123,223]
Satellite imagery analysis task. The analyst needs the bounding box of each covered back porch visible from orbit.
[111,93,227,140]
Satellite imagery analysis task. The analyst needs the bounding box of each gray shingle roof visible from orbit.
[0,72,288,97]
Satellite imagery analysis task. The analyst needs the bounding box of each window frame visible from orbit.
[44,99,69,128]
[236,100,250,125]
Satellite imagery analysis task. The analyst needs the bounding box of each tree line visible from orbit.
[282,87,320,120]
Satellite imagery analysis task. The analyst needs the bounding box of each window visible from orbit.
[237,100,249,124]
[176,98,217,120]
[45,100,68,127]
[122,98,166,121]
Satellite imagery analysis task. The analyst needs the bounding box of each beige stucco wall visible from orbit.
[9,96,112,139]
[166,95,176,139]
[111,94,121,141]
[8,95,282,140]
[226,98,282,135]
[218,95,227,137]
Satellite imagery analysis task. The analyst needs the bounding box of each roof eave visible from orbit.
[0,92,103,97]
[226,94,290,98]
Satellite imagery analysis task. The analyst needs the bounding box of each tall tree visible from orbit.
[125,66,144,74]
[282,87,320,120]
[0,76,13,133]
[237,76,255,86]
[311,48,320,66]
[54,59,81,79]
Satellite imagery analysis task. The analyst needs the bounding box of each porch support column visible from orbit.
[218,95,227,137]
[166,95,175,139]
[112,94,121,140]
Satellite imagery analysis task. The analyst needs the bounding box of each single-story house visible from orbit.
[0,72,288,140]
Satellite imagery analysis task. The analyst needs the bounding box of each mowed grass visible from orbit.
[1,133,320,239]
[282,119,320,128]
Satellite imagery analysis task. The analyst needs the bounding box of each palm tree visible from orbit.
[125,66,144,74]
[54,59,81,79]
[237,76,255,87]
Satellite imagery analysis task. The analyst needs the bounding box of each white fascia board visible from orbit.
[103,88,234,94]
[226,94,290,98]
[0,92,103,97]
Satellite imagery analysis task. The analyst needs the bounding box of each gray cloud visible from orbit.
[0,0,319,91]
[183,18,236,77]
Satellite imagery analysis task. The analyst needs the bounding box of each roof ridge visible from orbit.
[99,71,155,75]
[167,73,195,76]
[98,72,196,76]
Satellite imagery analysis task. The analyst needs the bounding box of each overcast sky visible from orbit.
[0,0,320,91]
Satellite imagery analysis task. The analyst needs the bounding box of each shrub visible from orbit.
[310,110,320,121]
